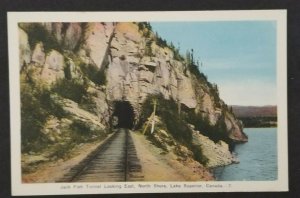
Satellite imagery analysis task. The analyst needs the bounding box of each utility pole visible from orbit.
[142,99,157,135]
[150,99,157,134]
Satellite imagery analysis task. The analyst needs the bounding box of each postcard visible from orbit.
[8,10,288,195]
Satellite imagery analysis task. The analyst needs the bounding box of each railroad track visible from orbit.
[58,129,144,182]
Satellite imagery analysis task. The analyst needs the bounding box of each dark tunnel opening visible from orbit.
[112,101,135,129]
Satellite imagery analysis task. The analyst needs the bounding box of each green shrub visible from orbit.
[70,120,92,136]
[155,36,168,48]
[163,112,192,146]
[73,22,88,52]
[80,94,98,115]
[187,61,208,82]
[79,63,107,86]
[21,82,67,152]
[94,69,107,85]
[70,119,106,143]
[146,134,168,152]
[145,40,153,56]
[183,110,234,150]
[138,22,152,37]
[21,84,48,151]
[139,94,210,165]
[52,78,87,103]
[63,59,72,80]
[139,94,192,147]
[46,119,106,159]
[71,119,87,131]
[190,145,209,165]
[49,141,76,159]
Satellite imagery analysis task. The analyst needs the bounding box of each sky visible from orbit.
[151,21,277,106]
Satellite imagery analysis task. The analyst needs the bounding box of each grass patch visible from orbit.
[145,134,168,152]
[80,94,98,115]
[48,141,77,160]
[70,119,106,142]
[52,78,87,103]
[48,120,106,160]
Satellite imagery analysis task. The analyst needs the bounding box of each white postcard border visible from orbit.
[8,10,288,196]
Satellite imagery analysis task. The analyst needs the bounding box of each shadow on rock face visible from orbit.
[112,101,135,129]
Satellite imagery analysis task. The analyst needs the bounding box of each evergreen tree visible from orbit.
[186,50,191,65]
[191,48,194,65]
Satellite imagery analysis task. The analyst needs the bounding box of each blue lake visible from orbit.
[214,128,278,181]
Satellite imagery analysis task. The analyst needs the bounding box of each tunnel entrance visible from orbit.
[112,101,135,129]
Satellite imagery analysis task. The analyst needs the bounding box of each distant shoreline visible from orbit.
[231,105,277,117]
[238,116,277,128]
[230,105,277,128]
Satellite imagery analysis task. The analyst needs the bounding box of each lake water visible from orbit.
[214,128,277,181]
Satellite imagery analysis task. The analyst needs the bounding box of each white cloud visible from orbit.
[203,57,273,71]
[217,80,277,106]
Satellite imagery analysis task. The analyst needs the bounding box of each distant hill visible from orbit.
[231,105,277,118]
[231,105,277,128]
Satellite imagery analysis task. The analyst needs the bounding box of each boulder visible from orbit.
[57,96,105,129]
[19,28,31,70]
[44,50,64,71]
[40,50,65,83]
[192,131,235,168]
[31,42,45,66]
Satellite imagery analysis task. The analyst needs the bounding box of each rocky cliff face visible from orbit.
[19,22,247,165]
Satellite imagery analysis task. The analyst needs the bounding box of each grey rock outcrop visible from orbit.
[31,43,45,66]
[41,50,65,83]
[19,28,31,70]
[82,23,115,69]
[105,23,199,111]
[192,131,237,168]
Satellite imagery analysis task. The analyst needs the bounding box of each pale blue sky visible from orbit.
[151,21,277,106]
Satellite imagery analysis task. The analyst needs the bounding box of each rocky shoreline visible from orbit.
[192,131,239,168]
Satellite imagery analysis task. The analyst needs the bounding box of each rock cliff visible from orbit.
[19,22,247,170]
